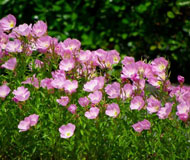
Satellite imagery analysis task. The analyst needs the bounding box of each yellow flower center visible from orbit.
[44,43,49,48]
[66,132,71,137]
[157,81,162,86]
[155,105,159,111]
[137,102,141,107]
[106,62,111,68]
[126,92,130,98]
[9,21,14,28]
[160,73,166,80]
[158,64,165,71]
[113,56,118,63]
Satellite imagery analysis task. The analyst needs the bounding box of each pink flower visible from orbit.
[83,79,99,92]
[130,96,144,110]
[143,64,154,79]
[180,92,190,106]
[108,50,120,64]
[62,38,81,52]
[29,59,44,70]
[93,49,107,66]
[157,102,173,119]
[105,103,120,118]
[85,107,100,119]
[22,74,39,88]
[169,86,182,98]
[32,20,47,37]
[0,32,8,46]
[34,59,44,68]
[136,61,147,76]
[54,42,66,56]
[40,78,53,89]
[94,76,105,90]
[177,75,184,84]
[157,72,166,81]
[169,86,190,105]
[132,119,151,133]
[0,14,16,31]
[5,39,22,52]
[63,80,78,94]
[59,58,75,71]
[28,114,39,126]
[105,82,120,99]
[78,50,92,63]
[50,37,58,47]
[88,91,102,104]
[78,97,89,107]
[147,77,161,88]
[0,84,11,98]
[36,36,51,50]
[133,79,146,90]
[176,103,189,121]
[94,49,117,69]
[104,55,113,68]
[57,96,69,106]
[51,77,65,89]
[27,41,37,52]
[121,56,135,66]
[18,117,31,132]
[151,57,168,73]
[13,86,30,102]
[0,48,2,59]
[18,114,39,132]
[146,96,161,114]
[120,83,133,100]
[122,63,138,79]
[132,122,143,133]
[140,119,151,130]
[8,31,17,39]
[83,76,105,92]
[52,70,66,79]
[68,104,77,114]
[59,123,76,139]
[88,53,99,66]
[13,23,32,36]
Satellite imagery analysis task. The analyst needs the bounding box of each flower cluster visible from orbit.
[0,14,189,139]
[18,114,39,132]
[132,119,151,133]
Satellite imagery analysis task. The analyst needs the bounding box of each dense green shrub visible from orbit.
[1,0,190,82]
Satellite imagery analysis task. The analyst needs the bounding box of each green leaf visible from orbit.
[109,37,114,42]
[0,0,9,5]
[52,5,61,11]
[136,2,151,13]
[167,11,175,19]
[176,1,190,6]
[122,18,129,24]
[64,3,72,12]
[71,13,78,20]
[150,45,157,51]
[122,33,128,39]
[113,5,120,12]
[171,53,178,60]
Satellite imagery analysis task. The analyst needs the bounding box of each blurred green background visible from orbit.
[1,0,190,84]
